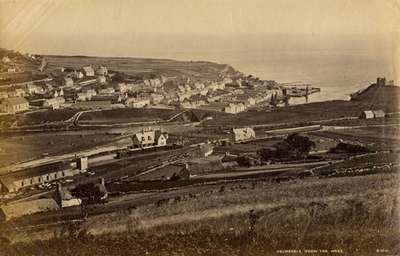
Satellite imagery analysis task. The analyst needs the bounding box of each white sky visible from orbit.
[0,0,399,54]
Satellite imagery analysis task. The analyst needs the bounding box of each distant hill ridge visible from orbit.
[350,77,400,112]
[41,54,239,80]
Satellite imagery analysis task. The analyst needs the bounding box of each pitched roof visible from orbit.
[0,198,59,221]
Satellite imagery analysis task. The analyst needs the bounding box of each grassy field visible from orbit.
[79,108,180,124]
[16,109,79,126]
[204,100,399,128]
[2,172,399,255]
[44,55,236,80]
[0,132,120,167]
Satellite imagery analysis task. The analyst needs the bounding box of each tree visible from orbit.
[285,133,316,159]
[259,133,315,161]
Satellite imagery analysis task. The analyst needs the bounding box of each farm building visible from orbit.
[224,102,246,114]
[131,128,168,148]
[0,198,59,221]
[55,184,82,208]
[43,97,65,109]
[96,66,108,76]
[125,96,150,108]
[97,75,106,84]
[64,77,74,87]
[359,110,374,119]
[0,159,86,193]
[0,97,29,114]
[231,127,256,142]
[82,66,95,77]
[1,56,11,63]
[360,110,385,119]
[372,110,385,118]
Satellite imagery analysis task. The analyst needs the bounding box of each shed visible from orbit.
[0,198,59,221]
[359,110,374,119]
[231,127,256,142]
[372,110,385,118]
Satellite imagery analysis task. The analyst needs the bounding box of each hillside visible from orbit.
[350,83,400,112]
[42,55,240,80]
[0,48,39,73]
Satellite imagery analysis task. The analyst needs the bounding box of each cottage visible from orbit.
[96,66,108,76]
[150,93,165,104]
[373,110,385,118]
[231,127,256,142]
[82,66,95,77]
[126,96,150,108]
[131,128,168,148]
[359,110,374,119]
[98,87,115,94]
[116,83,128,93]
[1,56,11,63]
[0,97,29,114]
[64,77,74,87]
[224,102,245,114]
[56,184,82,208]
[97,75,106,84]
[26,84,43,95]
[77,89,96,101]
[73,71,84,79]
[43,97,65,109]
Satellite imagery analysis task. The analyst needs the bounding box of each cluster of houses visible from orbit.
[0,56,285,116]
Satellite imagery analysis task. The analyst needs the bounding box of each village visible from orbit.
[0,48,399,254]
[0,50,293,117]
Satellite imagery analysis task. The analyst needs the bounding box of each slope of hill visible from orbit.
[0,48,39,72]
[350,83,400,112]
[42,55,239,80]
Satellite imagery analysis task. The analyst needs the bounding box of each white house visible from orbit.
[98,87,115,94]
[231,127,256,142]
[359,110,374,119]
[150,93,165,104]
[0,97,29,114]
[96,66,108,76]
[1,56,11,63]
[131,129,168,148]
[56,184,82,208]
[224,102,245,114]
[97,75,106,84]
[64,77,74,87]
[43,97,65,109]
[82,66,95,77]
[126,96,150,108]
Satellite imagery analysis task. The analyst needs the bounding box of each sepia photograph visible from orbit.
[0,0,399,255]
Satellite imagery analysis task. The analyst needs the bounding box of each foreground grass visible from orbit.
[2,172,399,255]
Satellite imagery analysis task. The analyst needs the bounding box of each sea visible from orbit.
[33,34,397,104]
[158,47,396,104]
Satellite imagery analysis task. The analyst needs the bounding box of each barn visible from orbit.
[359,110,374,119]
